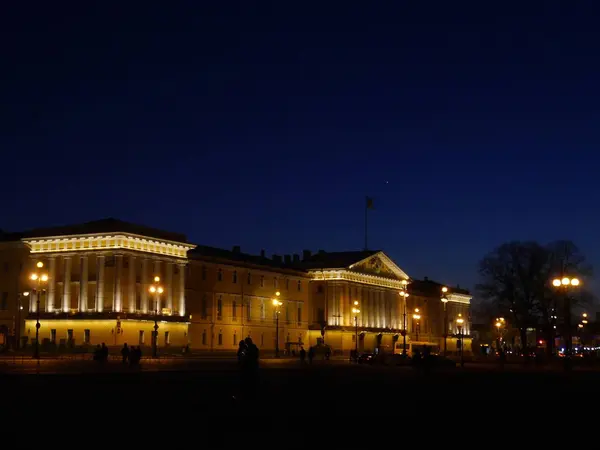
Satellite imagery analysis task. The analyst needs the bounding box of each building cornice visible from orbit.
[22,233,196,259]
[308,268,406,289]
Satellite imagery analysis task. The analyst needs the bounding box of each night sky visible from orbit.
[2,2,600,294]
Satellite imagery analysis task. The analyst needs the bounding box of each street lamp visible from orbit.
[30,261,48,360]
[149,276,164,358]
[456,313,465,367]
[272,291,282,358]
[399,280,409,355]
[16,291,29,350]
[413,308,421,342]
[494,317,505,353]
[352,300,360,357]
[551,276,580,363]
[441,286,449,356]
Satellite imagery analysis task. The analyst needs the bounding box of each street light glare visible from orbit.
[36,261,44,268]
[149,286,156,293]
[30,274,38,280]
[157,287,164,294]
[354,300,359,305]
[441,286,448,293]
[561,277,570,285]
[571,278,580,286]
[41,274,48,282]
[552,279,561,287]
[415,308,419,313]
[154,276,160,282]
[23,291,30,297]
[401,279,408,286]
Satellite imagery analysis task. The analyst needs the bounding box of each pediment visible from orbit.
[348,251,409,281]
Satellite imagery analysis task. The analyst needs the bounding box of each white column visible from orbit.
[62,256,72,313]
[379,291,385,328]
[96,255,105,312]
[339,283,345,326]
[79,255,88,312]
[178,262,185,316]
[30,291,36,312]
[113,254,123,312]
[128,255,136,312]
[153,260,161,313]
[47,257,56,312]
[141,259,148,313]
[166,262,173,313]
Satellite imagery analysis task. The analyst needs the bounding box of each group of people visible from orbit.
[92,342,142,365]
[235,337,260,400]
[120,343,142,365]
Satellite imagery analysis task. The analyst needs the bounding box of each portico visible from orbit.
[21,224,195,348]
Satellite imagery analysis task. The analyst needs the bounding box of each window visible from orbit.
[218,330,223,346]
[139,330,145,345]
[164,331,170,345]
[260,275,264,287]
[247,272,252,284]
[317,285,324,294]
[233,332,237,345]
[67,329,74,342]
[201,266,207,280]
[317,308,325,323]
[202,329,207,345]
[84,329,91,344]
[285,302,290,322]
[298,306,302,325]
[0,292,7,310]
[232,300,237,319]
[246,302,251,321]
[51,329,57,344]
[260,301,265,320]
[233,270,237,284]
[201,295,207,319]
[217,296,222,319]
[285,279,289,290]
[217,269,223,282]
[297,280,302,292]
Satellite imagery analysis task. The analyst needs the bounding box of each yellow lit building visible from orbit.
[300,250,472,356]
[0,219,195,351]
[0,219,472,356]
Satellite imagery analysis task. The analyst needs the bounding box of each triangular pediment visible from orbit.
[348,251,409,281]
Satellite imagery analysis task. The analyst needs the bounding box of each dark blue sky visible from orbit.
[2,2,600,293]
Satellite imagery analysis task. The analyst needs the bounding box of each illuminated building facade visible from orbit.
[302,250,472,355]
[0,219,195,350]
[0,219,471,355]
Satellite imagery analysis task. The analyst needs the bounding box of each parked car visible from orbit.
[357,353,375,364]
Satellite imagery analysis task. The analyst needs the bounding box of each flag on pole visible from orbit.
[366,196,374,210]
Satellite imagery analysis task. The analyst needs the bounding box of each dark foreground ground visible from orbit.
[3,358,597,418]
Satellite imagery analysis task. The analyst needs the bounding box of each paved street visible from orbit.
[3,357,597,418]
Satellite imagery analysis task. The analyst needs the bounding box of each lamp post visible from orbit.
[580,312,588,350]
[551,276,580,365]
[272,291,282,358]
[16,291,29,350]
[457,313,464,367]
[413,308,421,342]
[399,280,409,355]
[352,300,360,357]
[441,286,449,356]
[30,262,48,360]
[494,317,505,353]
[149,275,164,358]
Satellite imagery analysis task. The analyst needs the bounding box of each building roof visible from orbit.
[1,218,188,243]
[410,277,471,296]
[298,250,380,269]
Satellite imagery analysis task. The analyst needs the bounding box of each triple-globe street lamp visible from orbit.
[149,275,164,358]
[352,301,360,357]
[399,280,409,355]
[272,291,282,358]
[551,276,580,362]
[441,286,449,356]
[30,262,48,359]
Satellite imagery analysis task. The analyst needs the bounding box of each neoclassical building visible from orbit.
[0,218,472,355]
[0,219,195,349]
[301,250,472,355]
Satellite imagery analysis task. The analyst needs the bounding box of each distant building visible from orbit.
[0,218,472,355]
